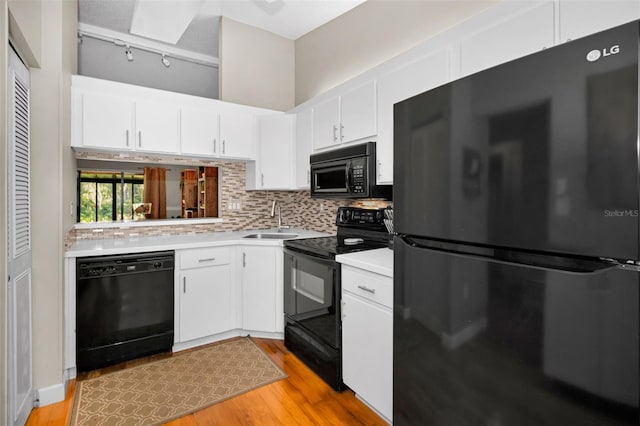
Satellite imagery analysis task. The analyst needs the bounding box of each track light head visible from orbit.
[125,45,133,62]
[161,54,171,68]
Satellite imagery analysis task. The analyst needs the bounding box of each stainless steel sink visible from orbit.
[243,233,299,240]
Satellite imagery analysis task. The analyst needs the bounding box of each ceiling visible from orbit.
[78,0,366,58]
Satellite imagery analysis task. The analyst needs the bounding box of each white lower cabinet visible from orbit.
[241,246,282,333]
[341,265,393,421]
[177,247,234,343]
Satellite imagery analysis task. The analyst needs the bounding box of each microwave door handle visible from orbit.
[345,162,352,191]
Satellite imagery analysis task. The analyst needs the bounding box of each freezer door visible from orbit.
[394,21,640,260]
[394,237,639,425]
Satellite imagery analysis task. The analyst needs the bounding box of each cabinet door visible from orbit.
[179,265,233,342]
[258,114,293,189]
[340,80,376,144]
[295,108,313,189]
[460,2,555,77]
[181,106,219,156]
[342,291,393,420]
[135,100,179,153]
[559,0,640,43]
[81,92,133,150]
[241,247,277,332]
[313,96,340,151]
[219,111,256,159]
[377,50,450,184]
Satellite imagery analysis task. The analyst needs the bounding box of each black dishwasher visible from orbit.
[76,251,174,372]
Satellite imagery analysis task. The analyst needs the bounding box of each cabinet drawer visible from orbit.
[179,247,231,269]
[342,265,392,308]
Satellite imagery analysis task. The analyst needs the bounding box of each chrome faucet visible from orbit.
[270,200,290,232]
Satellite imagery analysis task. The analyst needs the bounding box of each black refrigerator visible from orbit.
[393,20,639,425]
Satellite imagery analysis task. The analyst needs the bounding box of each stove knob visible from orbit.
[343,209,352,222]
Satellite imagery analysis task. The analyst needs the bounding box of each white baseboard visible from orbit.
[66,367,77,380]
[36,382,66,407]
[172,329,284,353]
[244,330,284,340]
[354,393,392,424]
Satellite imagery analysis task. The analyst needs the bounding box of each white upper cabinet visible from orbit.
[180,106,219,157]
[312,96,341,150]
[377,50,450,184]
[340,80,377,144]
[257,114,294,189]
[80,92,133,150]
[219,111,256,159]
[295,108,313,189]
[71,76,278,161]
[559,0,640,43]
[134,100,179,153]
[312,80,377,152]
[459,2,555,77]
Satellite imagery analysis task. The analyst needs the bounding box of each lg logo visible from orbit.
[586,45,620,62]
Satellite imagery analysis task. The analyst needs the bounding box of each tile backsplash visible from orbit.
[68,152,383,246]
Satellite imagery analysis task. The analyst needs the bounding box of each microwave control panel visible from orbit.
[350,158,367,194]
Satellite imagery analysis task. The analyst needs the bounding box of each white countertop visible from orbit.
[65,228,329,258]
[336,247,394,277]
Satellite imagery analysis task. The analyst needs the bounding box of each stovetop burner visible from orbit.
[284,206,391,259]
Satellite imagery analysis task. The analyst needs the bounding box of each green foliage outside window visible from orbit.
[79,171,144,223]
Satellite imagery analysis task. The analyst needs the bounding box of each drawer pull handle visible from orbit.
[357,285,375,294]
[198,258,216,262]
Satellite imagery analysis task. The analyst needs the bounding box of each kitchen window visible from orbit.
[77,171,144,222]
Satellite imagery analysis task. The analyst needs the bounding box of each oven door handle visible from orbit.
[292,258,297,291]
[284,248,336,267]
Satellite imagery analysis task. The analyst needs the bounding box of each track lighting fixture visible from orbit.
[125,45,134,62]
[80,31,218,69]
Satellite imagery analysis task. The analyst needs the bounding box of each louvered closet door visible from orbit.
[7,45,32,426]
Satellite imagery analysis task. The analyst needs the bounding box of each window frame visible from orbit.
[77,171,144,223]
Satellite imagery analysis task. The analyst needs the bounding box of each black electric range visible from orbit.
[284,206,391,259]
[282,206,391,391]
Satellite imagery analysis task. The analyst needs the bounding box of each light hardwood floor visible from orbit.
[26,338,388,425]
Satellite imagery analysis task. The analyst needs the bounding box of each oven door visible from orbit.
[284,248,339,348]
[311,159,351,196]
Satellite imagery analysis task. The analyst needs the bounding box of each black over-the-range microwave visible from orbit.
[310,142,392,199]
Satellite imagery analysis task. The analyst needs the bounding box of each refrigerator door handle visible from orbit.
[399,236,621,275]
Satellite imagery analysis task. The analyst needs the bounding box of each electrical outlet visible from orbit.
[320,203,325,212]
[228,200,242,211]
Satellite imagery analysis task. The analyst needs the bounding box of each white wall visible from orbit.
[294,0,498,104]
[29,0,76,397]
[62,0,77,237]
[78,37,219,99]
[7,0,41,67]
[219,17,294,111]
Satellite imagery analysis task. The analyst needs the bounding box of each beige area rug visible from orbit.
[69,337,287,425]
